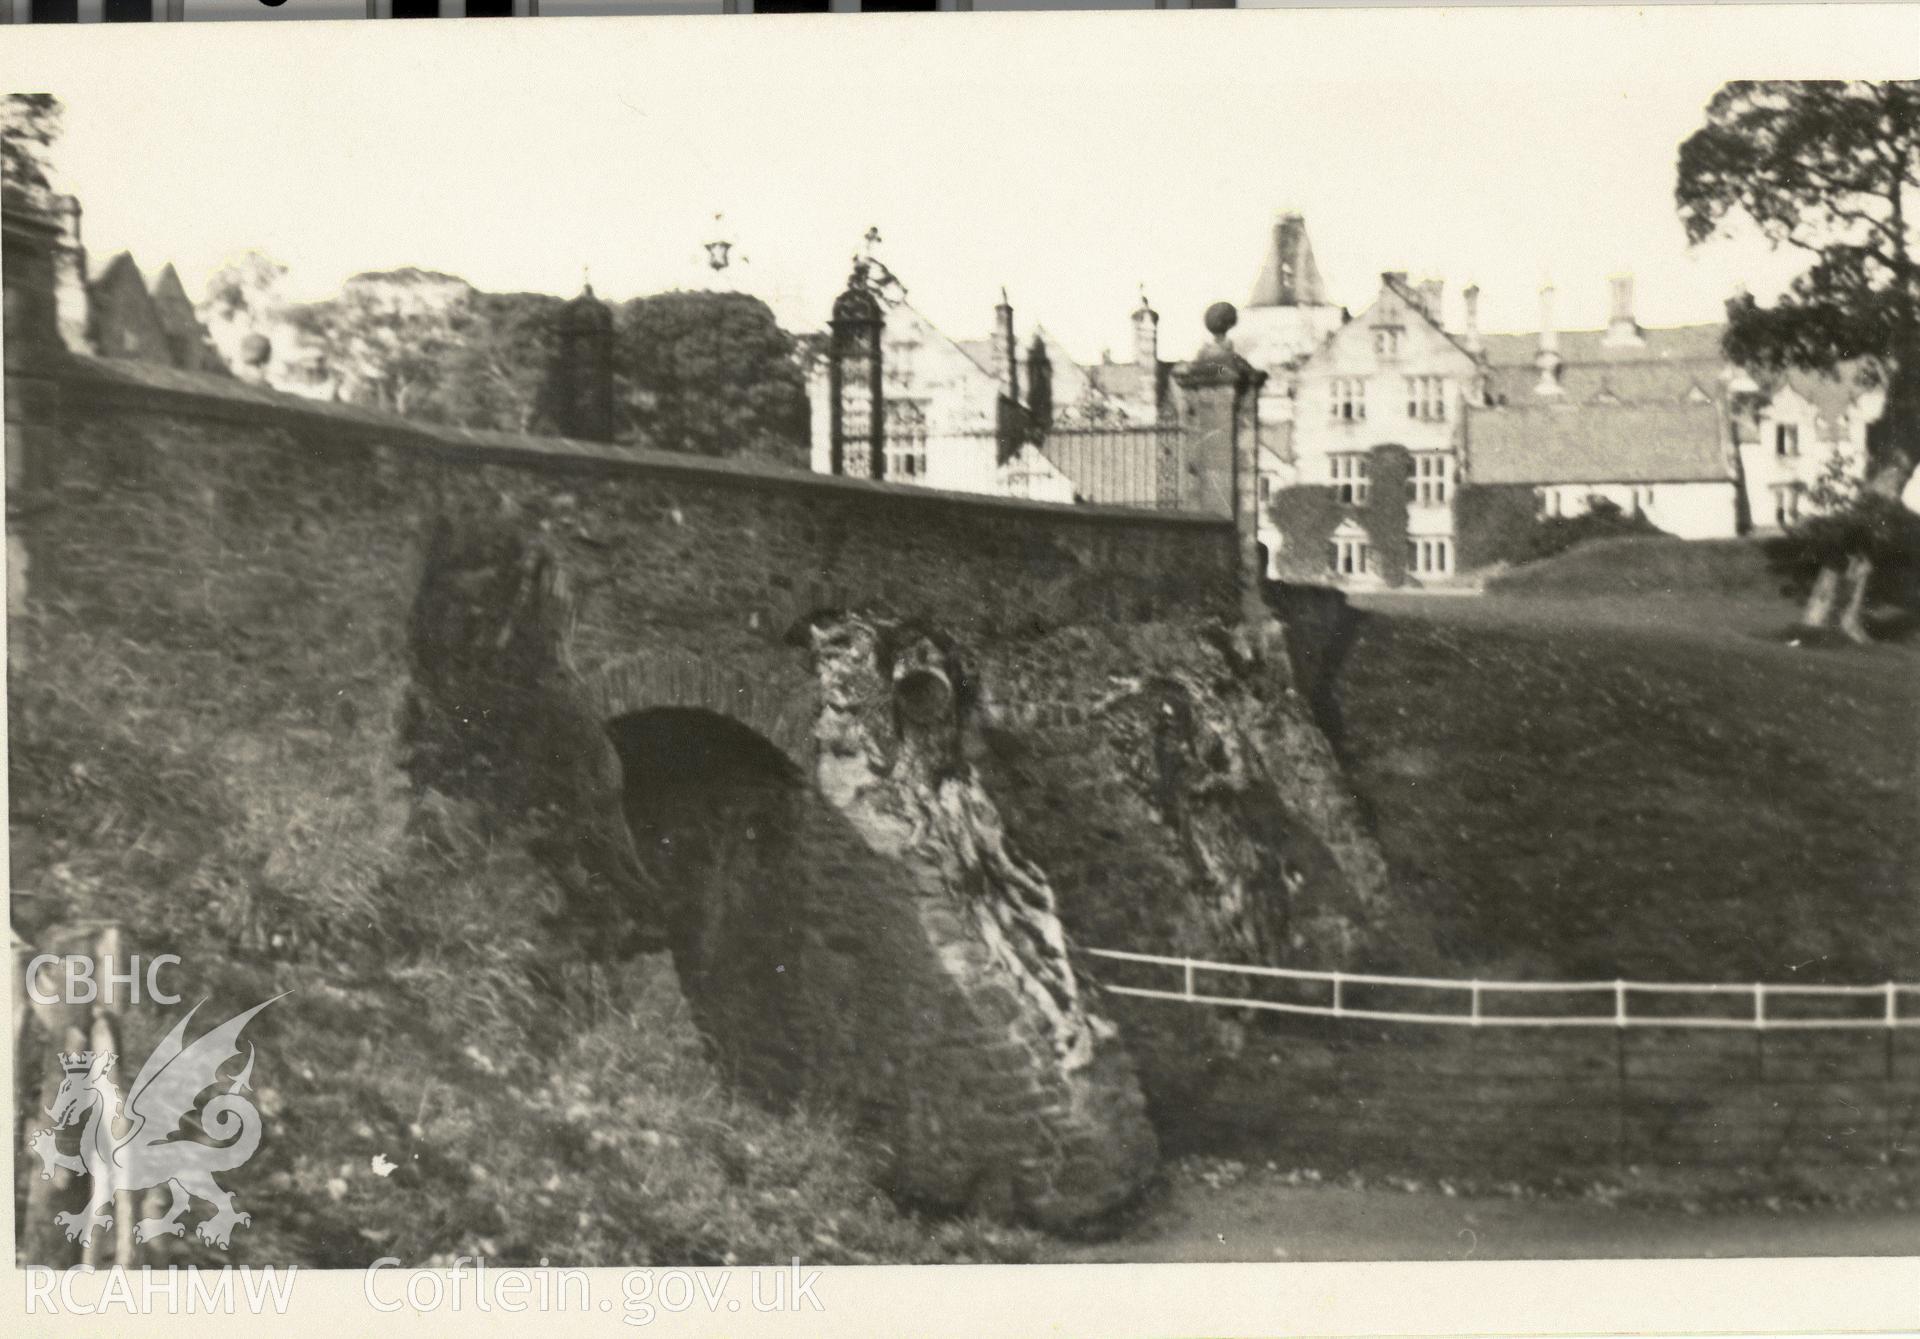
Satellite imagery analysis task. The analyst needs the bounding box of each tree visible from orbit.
[1677,80,1920,640]
[280,270,474,420]
[612,291,809,466]
[0,94,62,202]
[440,291,564,434]
[1767,451,1920,628]
[201,252,290,328]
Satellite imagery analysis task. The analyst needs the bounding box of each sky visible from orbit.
[6,6,1917,363]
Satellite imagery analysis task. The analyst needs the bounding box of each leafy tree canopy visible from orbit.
[1679,80,1920,636]
[0,94,62,201]
[613,291,809,467]
[1677,81,1919,477]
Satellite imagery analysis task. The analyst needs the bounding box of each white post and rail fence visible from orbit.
[1086,947,1920,1177]
[1085,946,1919,1034]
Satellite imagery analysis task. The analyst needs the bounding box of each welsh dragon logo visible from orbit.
[28,995,285,1250]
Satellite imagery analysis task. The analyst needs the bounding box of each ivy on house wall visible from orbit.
[1361,444,1413,588]
[1268,485,1343,580]
[1271,447,1416,587]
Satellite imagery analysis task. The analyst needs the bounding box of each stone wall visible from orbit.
[1166,1014,1920,1200]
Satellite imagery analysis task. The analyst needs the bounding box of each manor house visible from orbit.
[1249,216,1892,586]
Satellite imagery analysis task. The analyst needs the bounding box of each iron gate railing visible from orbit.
[931,424,1221,514]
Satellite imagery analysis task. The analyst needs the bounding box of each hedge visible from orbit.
[1453,483,1539,571]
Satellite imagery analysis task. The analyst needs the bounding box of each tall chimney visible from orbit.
[1534,282,1564,395]
[1604,271,1644,347]
[1461,283,1483,353]
[1133,287,1159,371]
[993,287,1019,403]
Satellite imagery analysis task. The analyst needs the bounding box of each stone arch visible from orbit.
[578,649,817,771]
[591,619,1158,1228]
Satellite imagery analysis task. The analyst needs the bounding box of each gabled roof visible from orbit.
[881,299,1007,389]
[958,324,1166,420]
[1030,324,1099,408]
[87,251,175,364]
[1764,362,1879,441]
[1479,323,1727,408]
[952,337,1001,382]
[1464,401,1729,485]
[148,263,196,321]
[1376,272,1483,364]
[88,250,147,300]
[147,263,227,374]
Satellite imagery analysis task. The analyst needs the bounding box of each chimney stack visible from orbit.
[1534,281,1564,395]
[1417,278,1444,323]
[1604,272,1644,347]
[993,287,1019,403]
[1132,287,1159,372]
[1461,283,1483,353]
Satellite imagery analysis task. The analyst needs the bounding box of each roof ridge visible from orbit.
[1479,321,1725,338]
[1468,399,1718,413]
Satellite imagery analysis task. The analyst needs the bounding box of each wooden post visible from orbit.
[1614,980,1629,1168]
[1886,982,1899,1160]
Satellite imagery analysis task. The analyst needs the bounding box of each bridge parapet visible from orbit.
[5,237,1393,1233]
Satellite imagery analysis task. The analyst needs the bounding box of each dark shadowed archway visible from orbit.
[605,708,820,1105]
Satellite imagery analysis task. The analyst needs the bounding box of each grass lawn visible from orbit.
[1335,587,1920,985]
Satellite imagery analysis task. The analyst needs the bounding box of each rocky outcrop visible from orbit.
[600,612,1156,1227]
[974,621,1390,1124]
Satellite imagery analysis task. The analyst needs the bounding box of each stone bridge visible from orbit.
[6,231,1389,1228]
